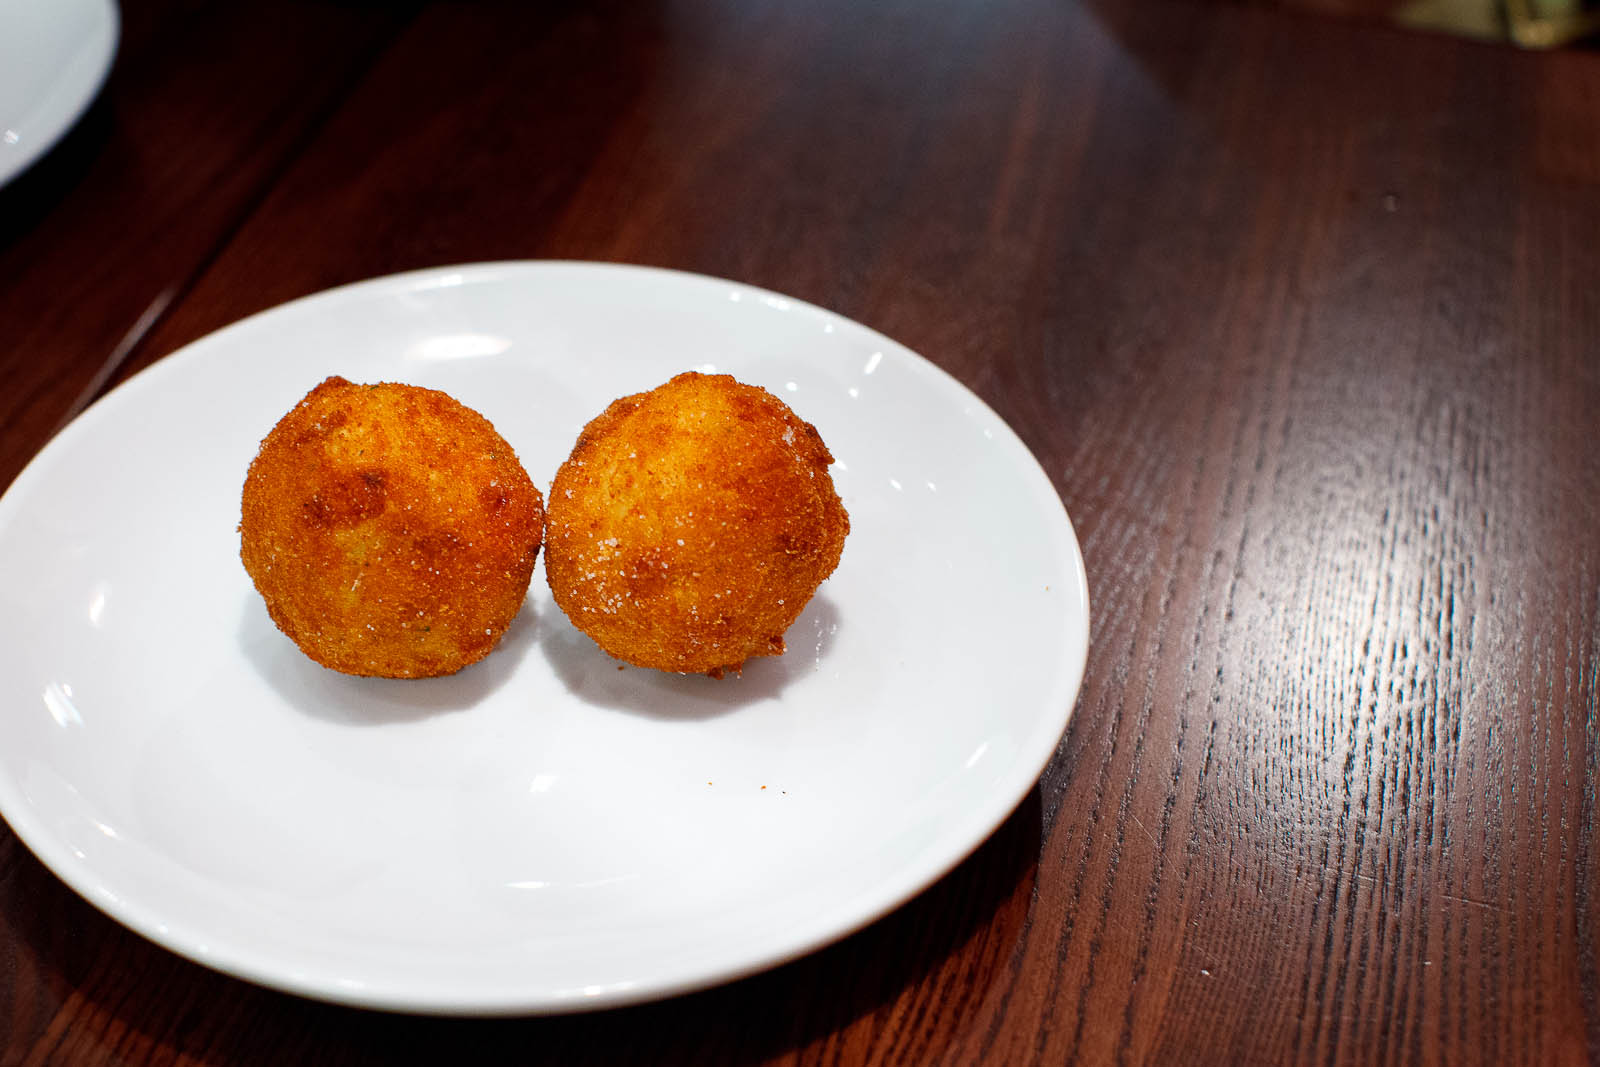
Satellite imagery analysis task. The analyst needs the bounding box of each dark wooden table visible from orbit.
[4,0,1599,1062]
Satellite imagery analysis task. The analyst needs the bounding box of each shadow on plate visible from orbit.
[537,592,842,720]
[235,595,537,725]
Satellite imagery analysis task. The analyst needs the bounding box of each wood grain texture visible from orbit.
[0,0,411,494]
[4,0,1600,1063]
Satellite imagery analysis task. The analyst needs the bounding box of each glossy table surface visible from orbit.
[2,0,1598,1063]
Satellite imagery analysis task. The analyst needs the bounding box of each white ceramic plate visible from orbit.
[0,0,118,187]
[0,262,1088,1015]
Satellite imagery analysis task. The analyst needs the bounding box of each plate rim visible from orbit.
[0,260,1090,1014]
[0,0,120,188]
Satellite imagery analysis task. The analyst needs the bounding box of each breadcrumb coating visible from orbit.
[239,376,543,678]
[545,371,848,676]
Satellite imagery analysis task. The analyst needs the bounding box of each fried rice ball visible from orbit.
[545,371,848,676]
[239,376,544,678]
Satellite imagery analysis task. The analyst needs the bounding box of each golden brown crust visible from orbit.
[239,376,544,678]
[544,371,848,675]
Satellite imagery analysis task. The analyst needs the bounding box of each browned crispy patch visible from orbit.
[239,376,544,678]
[544,371,848,676]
